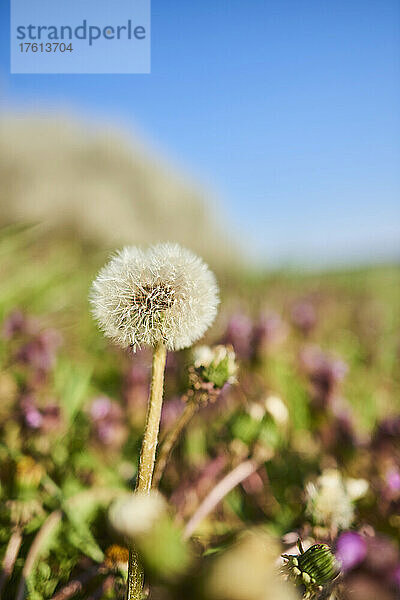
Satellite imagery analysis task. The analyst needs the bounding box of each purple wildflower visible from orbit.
[299,345,348,406]
[20,395,61,432]
[90,396,113,421]
[386,469,400,494]
[2,310,34,339]
[222,313,253,360]
[89,396,126,449]
[252,311,288,357]
[291,300,317,335]
[17,329,62,370]
[24,406,43,429]
[336,532,367,571]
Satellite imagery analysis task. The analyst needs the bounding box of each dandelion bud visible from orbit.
[193,344,237,388]
[90,243,219,351]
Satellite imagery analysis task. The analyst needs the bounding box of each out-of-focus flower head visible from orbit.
[89,396,126,448]
[252,311,288,357]
[222,313,253,360]
[16,328,62,383]
[290,299,317,335]
[2,309,37,339]
[20,395,43,429]
[336,532,367,572]
[385,467,400,499]
[337,531,400,600]
[306,469,368,532]
[90,243,219,351]
[299,345,348,407]
[19,395,61,433]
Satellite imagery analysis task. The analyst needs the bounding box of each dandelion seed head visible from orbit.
[90,243,219,351]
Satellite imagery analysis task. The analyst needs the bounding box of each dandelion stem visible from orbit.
[126,548,144,600]
[136,342,167,493]
[126,341,167,600]
[153,399,198,488]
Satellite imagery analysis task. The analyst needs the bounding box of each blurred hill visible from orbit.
[0,115,239,268]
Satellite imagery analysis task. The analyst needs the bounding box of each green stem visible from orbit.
[152,400,199,488]
[126,342,167,600]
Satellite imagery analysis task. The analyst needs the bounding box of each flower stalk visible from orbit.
[127,341,167,600]
[90,243,219,600]
[136,342,167,493]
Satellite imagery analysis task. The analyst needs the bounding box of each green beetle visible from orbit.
[282,540,340,592]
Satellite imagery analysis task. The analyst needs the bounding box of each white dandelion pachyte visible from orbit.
[90,243,219,351]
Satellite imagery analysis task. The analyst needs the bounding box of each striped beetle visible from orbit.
[282,539,340,595]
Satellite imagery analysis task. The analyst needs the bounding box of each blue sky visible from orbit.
[1,0,399,266]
